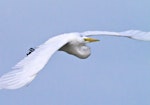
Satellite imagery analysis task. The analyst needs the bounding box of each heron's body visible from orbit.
[0,30,150,89]
[60,39,91,59]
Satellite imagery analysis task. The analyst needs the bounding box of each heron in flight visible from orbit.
[0,30,150,89]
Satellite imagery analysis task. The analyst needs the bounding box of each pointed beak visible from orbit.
[84,37,100,42]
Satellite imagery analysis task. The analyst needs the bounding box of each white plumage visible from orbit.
[0,30,150,89]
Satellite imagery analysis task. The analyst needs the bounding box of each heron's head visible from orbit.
[83,37,100,43]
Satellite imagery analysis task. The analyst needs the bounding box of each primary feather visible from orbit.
[82,30,150,41]
[0,33,81,89]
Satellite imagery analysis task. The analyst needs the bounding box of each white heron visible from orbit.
[0,30,150,89]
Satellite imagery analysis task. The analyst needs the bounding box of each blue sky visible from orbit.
[0,0,150,105]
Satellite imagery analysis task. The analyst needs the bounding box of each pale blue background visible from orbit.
[0,0,150,105]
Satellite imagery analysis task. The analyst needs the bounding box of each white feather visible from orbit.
[0,33,80,89]
[0,30,149,89]
[82,30,150,41]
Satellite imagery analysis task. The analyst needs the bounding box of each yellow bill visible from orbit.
[84,37,100,42]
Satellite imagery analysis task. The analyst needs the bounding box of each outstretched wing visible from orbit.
[81,30,150,41]
[0,30,149,90]
[0,34,75,89]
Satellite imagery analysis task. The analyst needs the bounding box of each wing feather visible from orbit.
[0,34,75,89]
[82,30,150,41]
[1,30,149,90]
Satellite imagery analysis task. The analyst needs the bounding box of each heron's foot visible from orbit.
[26,48,35,56]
